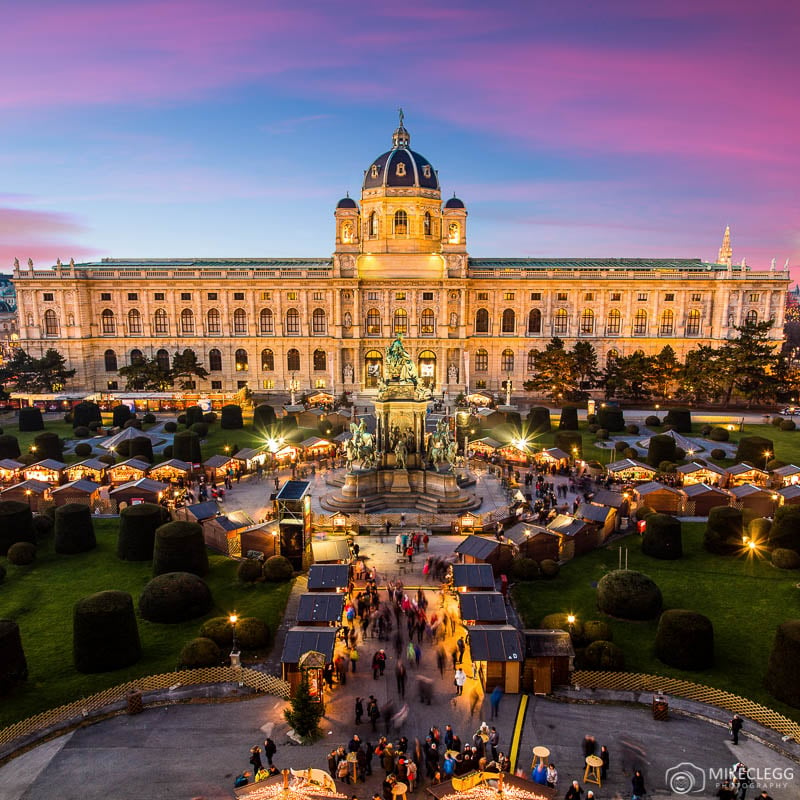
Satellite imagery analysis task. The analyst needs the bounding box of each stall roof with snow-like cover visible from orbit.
[297,593,345,623]
[451,563,495,590]
[458,592,508,623]
[311,539,351,563]
[280,627,337,663]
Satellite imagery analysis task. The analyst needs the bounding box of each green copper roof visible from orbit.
[468,257,728,272]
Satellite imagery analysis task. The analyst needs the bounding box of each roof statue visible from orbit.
[69,258,75,268]
[56,258,61,268]
[27,258,33,268]
[398,106,404,128]
[771,257,776,271]
[13,257,19,269]
[786,258,791,270]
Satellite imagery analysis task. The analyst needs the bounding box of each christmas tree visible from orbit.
[284,674,325,741]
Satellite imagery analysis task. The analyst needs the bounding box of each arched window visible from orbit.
[286,308,300,335]
[366,308,381,335]
[180,308,194,335]
[527,349,536,372]
[259,308,274,335]
[127,309,141,334]
[606,349,619,366]
[208,348,222,371]
[313,349,327,371]
[580,308,594,334]
[687,309,701,336]
[365,351,382,387]
[606,309,621,335]
[745,309,758,326]
[527,309,541,334]
[448,222,460,244]
[660,309,674,335]
[287,348,300,372]
[394,210,408,235]
[235,349,248,372]
[634,309,647,335]
[554,308,568,335]
[501,308,515,334]
[501,349,515,372]
[369,212,378,238]
[423,211,431,236]
[130,349,144,365]
[475,308,489,334]
[312,308,327,335]
[393,308,408,334]
[420,309,435,335]
[233,308,247,335]
[101,309,115,335]
[43,309,59,337]
[154,308,168,334]
[104,349,117,372]
[207,309,221,334]
[261,349,274,371]
[156,348,171,372]
[475,349,489,372]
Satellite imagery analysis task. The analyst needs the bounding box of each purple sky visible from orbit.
[2,1,799,278]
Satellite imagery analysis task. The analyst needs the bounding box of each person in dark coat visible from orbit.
[600,745,609,779]
[264,737,277,766]
[249,746,263,774]
[730,714,743,745]
[565,780,583,800]
[631,770,647,800]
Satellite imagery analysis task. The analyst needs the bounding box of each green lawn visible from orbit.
[512,522,800,720]
[0,519,292,728]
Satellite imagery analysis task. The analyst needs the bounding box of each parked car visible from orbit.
[781,407,800,416]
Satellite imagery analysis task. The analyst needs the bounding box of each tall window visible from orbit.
[104,349,117,371]
[235,349,248,371]
[606,309,621,335]
[312,308,327,335]
[207,309,221,334]
[527,349,536,372]
[393,308,408,334]
[366,308,381,335]
[313,349,327,371]
[634,309,647,335]
[369,212,378,237]
[660,309,674,335]
[423,211,431,236]
[554,308,568,335]
[501,349,514,372]
[101,309,115,335]
[420,309,435,335]
[261,349,274,371]
[745,309,758,325]
[286,308,300,335]
[208,348,222,371]
[527,309,541,334]
[260,308,274,335]
[43,309,59,336]
[180,308,194,335]
[233,308,247,335]
[130,349,144,365]
[501,308,515,333]
[475,349,489,372]
[686,309,701,336]
[580,308,594,334]
[153,349,168,372]
[287,348,300,372]
[154,308,168,334]
[394,210,408,235]
[475,308,489,334]
[127,309,141,334]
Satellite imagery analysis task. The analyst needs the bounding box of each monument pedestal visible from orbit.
[390,468,411,493]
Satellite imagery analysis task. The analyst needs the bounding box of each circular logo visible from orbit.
[669,769,698,794]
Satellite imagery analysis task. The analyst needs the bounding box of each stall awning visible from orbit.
[458,592,508,623]
[467,625,523,662]
[451,563,495,590]
[50,479,100,496]
[280,627,337,664]
[455,535,501,560]
[307,564,349,590]
[311,539,351,563]
[297,593,345,623]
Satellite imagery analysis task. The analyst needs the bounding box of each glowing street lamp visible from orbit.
[229,612,240,667]
[763,450,772,470]
[25,488,32,508]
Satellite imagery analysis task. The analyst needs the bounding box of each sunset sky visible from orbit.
[2,0,799,277]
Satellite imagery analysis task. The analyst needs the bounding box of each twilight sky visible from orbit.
[2,0,799,277]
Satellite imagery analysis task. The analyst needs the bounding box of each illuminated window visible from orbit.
[313,349,327,371]
[156,349,170,371]
[527,350,536,371]
[448,222,460,244]
[286,308,300,335]
[180,308,194,335]
[127,308,142,333]
[634,309,647,335]
[475,349,488,372]
[209,349,222,371]
[366,308,381,335]
[287,291,298,301]
[260,291,271,301]
[104,349,117,371]
[315,379,326,389]
[580,309,594,334]
[527,309,541,334]
[610,292,621,301]
[207,309,221,334]
[154,308,168,334]
[660,310,674,335]
[475,308,489,334]
[341,222,353,243]
[421,309,435,334]
[312,292,324,301]
[394,210,408,235]
[261,349,274,371]
[501,349,514,372]
[287,349,300,372]
[503,292,515,301]
[260,308,274,335]
[395,292,406,301]
[554,308,568,334]
[686,309,701,336]
[262,379,274,390]
[423,212,431,236]
[312,308,327,335]
[745,309,758,325]
[393,308,408,334]
[369,212,378,238]
[44,309,59,337]
[607,309,621,335]
[235,349,248,371]
[501,308,515,333]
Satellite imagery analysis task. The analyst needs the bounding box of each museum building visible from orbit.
[11,118,789,398]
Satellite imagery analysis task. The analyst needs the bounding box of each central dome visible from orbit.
[362,115,440,192]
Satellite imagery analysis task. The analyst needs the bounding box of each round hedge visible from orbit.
[34,431,63,461]
[597,407,625,432]
[73,401,102,429]
[172,430,201,464]
[73,426,90,438]
[118,502,170,561]
[7,541,36,565]
[623,447,639,459]
[554,431,582,459]
[645,415,661,427]
[238,559,263,582]
[663,408,692,433]
[703,506,744,554]
[625,424,639,435]
[587,424,599,434]
[595,429,609,441]
[123,419,142,430]
[583,620,612,643]
[190,422,209,437]
[510,557,539,581]
[0,501,36,556]
[179,637,221,668]
[658,461,676,473]
[647,434,676,467]
[614,440,628,453]
[635,505,656,521]
[185,405,205,426]
[262,555,293,582]
[766,459,787,471]
[74,442,92,458]
[772,416,784,427]
[54,504,96,554]
[253,404,278,432]
[655,609,714,670]
[0,619,28,693]
[709,427,730,442]
[710,448,726,459]
[540,613,583,640]
[203,411,217,423]
[73,590,141,673]
[98,454,115,465]
[163,421,178,433]
[558,406,579,431]
[199,616,235,648]
[781,419,797,432]
[143,413,156,424]
[153,521,209,577]
[32,513,54,540]
[88,421,103,432]
[539,559,560,578]
[162,445,174,459]
[700,424,712,436]
[112,404,133,427]
[177,414,187,425]
[138,572,213,623]
[236,617,270,650]
[748,517,772,544]
[128,436,154,463]
[641,514,683,560]
[674,447,686,461]
[0,434,20,459]
[772,548,800,570]
[735,435,774,465]
[582,641,625,671]
[597,569,663,620]
[221,404,244,430]
[765,620,800,708]
[19,407,44,432]
[527,406,551,434]
[115,440,132,458]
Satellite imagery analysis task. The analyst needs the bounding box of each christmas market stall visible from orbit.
[455,535,514,576]
[426,771,556,800]
[725,463,769,488]
[0,458,23,484]
[202,453,234,482]
[22,459,65,485]
[147,458,193,483]
[307,564,350,592]
[296,593,345,627]
[730,483,777,517]
[682,483,733,516]
[778,484,800,507]
[311,538,351,564]
[233,447,270,472]
[451,563,496,592]
[676,461,727,487]
[466,625,523,693]
[50,479,102,508]
[280,627,337,691]
[468,436,503,458]
[298,436,335,459]
[1,479,50,511]
[109,477,169,509]
[106,458,150,486]
[633,481,685,514]
[575,502,616,541]
[458,592,508,625]
[606,458,657,483]
[235,766,344,799]
[522,629,574,695]
[770,463,800,488]
[546,514,596,560]
[63,458,108,484]
[503,522,560,562]
[535,447,569,469]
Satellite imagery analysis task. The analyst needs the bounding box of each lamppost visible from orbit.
[229,612,240,667]
[763,450,772,471]
[108,445,116,464]
[567,613,576,638]
[25,488,32,509]
[571,446,579,467]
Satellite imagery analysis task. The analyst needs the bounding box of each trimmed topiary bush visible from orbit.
[703,506,744,554]
[748,517,772,544]
[623,447,639,459]
[177,414,187,425]
[766,459,787,471]
[128,436,154,463]
[236,617,270,650]
[199,617,235,648]
[582,641,625,671]
[539,559,560,578]
[123,419,142,430]
[32,513,54,540]
[769,506,800,552]
[597,407,625,432]
[172,430,201,464]
[18,407,44,432]
[780,419,796,432]
[583,620,612,643]
[540,613,583,640]
[597,569,663,620]
[7,541,36,565]
[185,405,204,426]
[262,555,293,582]
[558,406,579,431]
[764,620,800,708]
[527,406,551,434]
[0,564,4,584]
[772,548,800,570]
[709,427,730,442]
[771,416,784,427]
[642,514,683,559]
[74,442,92,458]
[153,520,209,577]
[595,429,609,441]
[34,431,63,461]
[221,404,244,430]
[138,572,213,623]
[162,445,174,459]
[73,590,141,673]
[614,440,628,452]
[710,448,726,459]
[663,408,692,433]
[554,431,582,459]
[178,637,221,668]
[510,557,539,581]
[658,461,677,473]
[142,413,156,424]
[0,501,36,555]
[163,421,178,433]
[118,503,170,561]
[238,559,263,583]
[0,434,21,459]
[700,424,712,436]
[190,422,209,437]
[587,424,599,434]
[203,411,217,423]
[73,401,102,429]
[645,415,661,427]
[115,440,132,458]
[635,505,656,521]
[73,426,91,439]
[655,609,714,670]
[54,503,96,554]
[88,420,103,432]
[0,619,28,693]
[647,434,676,467]
[735,435,774,465]
[625,424,639,435]
[112,404,133,427]
[98,454,115,465]
[674,446,686,461]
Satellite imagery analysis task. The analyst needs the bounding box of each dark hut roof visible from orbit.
[280,627,337,664]
[466,625,523,662]
[307,564,349,590]
[458,592,508,623]
[311,539,351,563]
[451,563,495,590]
[524,629,575,659]
[455,535,501,560]
[297,593,345,623]
[588,488,625,508]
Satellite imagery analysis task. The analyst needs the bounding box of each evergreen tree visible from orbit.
[283,674,325,741]
[719,319,780,406]
[523,338,583,400]
[649,345,682,400]
[678,346,726,404]
[571,341,599,387]
[119,356,173,391]
[7,348,76,393]
[172,349,209,389]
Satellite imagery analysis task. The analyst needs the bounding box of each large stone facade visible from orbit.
[12,121,789,398]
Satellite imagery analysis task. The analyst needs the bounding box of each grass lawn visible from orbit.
[0,519,292,728]
[512,521,800,721]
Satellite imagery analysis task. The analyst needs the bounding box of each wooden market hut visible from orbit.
[576,502,616,541]
[109,477,169,508]
[298,436,335,459]
[106,458,150,486]
[0,458,23,484]
[546,514,596,560]
[63,458,107,484]
[634,481,685,514]
[238,520,279,560]
[466,625,523,693]
[232,447,269,472]
[22,459,65,485]
[468,436,503,457]
[147,458,192,484]
[606,458,657,482]
[311,539,351,564]
[306,390,335,407]
[458,592,508,625]
[522,629,574,695]
[770,464,800,488]
[183,500,221,523]
[676,461,727,487]
[296,593,345,627]
[588,488,626,510]
[455,535,514,576]
[280,626,337,691]
[730,483,777,517]
[307,563,350,592]
[202,513,253,556]
[202,454,234,482]
[726,463,769,487]
[0,479,50,511]
[451,563,496,592]
[682,482,732,516]
[536,447,570,469]
[50,479,101,508]
[778,484,800,507]
[503,522,560,562]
